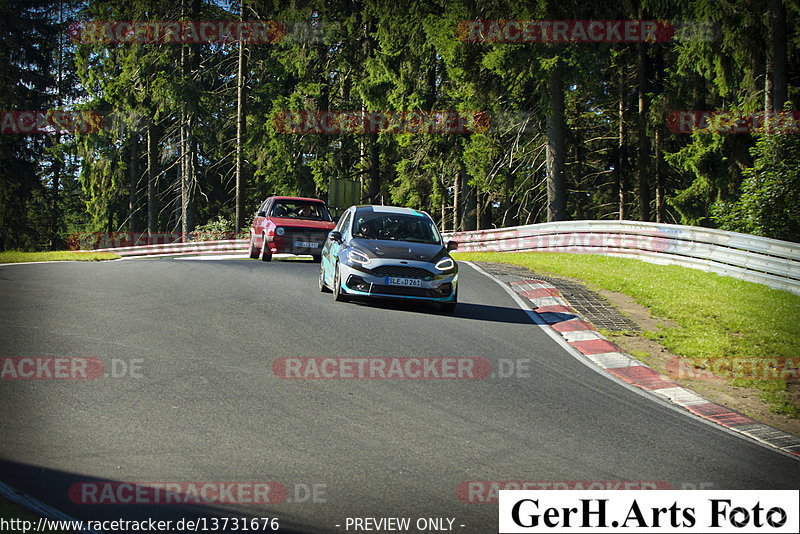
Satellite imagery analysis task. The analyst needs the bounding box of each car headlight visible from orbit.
[275,227,285,236]
[435,257,455,271]
[348,249,370,266]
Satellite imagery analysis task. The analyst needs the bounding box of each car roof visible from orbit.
[352,205,430,217]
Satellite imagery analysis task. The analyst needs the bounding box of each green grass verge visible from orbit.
[0,496,70,533]
[453,251,800,417]
[0,251,120,263]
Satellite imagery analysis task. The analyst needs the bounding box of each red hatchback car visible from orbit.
[248,196,336,262]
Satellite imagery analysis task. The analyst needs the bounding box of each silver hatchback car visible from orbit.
[318,205,458,312]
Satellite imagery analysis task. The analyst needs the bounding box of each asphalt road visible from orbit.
[0,257,798,533]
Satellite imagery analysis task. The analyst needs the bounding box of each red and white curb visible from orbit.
[509,277,800,460]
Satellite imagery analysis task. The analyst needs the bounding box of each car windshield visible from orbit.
[270,201,332,221]
[352,213,441,244]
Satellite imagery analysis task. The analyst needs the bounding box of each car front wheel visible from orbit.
[248,233,259,259]
[439,289,457,313]
[319,263,330,292]
[333,263,349,302]
[260,234,272,262]
[439,301,456,313]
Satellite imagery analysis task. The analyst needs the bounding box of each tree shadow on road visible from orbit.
[348,298,536,325]
[0,459,322,534]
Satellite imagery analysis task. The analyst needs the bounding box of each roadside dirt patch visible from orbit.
[596,287,800,439]
[594,288,679,332]
[472,261,800,439]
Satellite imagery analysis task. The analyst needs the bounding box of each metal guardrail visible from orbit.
[91,221,800,295]
[447,220,800,295]
[96,239,249,257]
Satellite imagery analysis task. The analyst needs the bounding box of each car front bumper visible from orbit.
[268,232,327,255]
[337,259,458,302]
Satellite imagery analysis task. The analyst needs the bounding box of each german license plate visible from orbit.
[386,277,422,287]
[294,241,318,248]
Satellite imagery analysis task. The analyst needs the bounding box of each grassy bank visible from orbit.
[0,497,70,534]
[453,251,800,417]
[0,251,120,263]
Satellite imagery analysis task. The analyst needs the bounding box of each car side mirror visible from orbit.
[256,211,266,217]
[446,239,458,251]
[328,231,343,243]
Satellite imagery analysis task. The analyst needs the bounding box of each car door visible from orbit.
[322,209,351,283]
[254,198,272,247]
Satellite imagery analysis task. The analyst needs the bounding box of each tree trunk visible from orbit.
[573,128,584,220]
[180,0,199,239]
[475,191,481,230]
[482,194,493,229]
[765,52,774,132]
[177,116,184,235]
[234,0,246,231]
[363,18,381,204]
[128,133,138,232]
[181,113,195,238]
[367,133,380,203]
[49,1,63,249]
[617,63,628,220]
[465,176,476,231]
[187,117,196,232]
[503,168,515,227]
[655,127,664,223]
[546,60,567,222]
[636,39,650,222]
[771,0,787,112]
[453,172,460,231]
[457,167,472,230]
[147,123,158,240]
[50,133,62,249]
[360,15,381,204]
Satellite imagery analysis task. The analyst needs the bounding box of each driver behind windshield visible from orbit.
[400,218,422,240]
[355,220,375,239]
[296,204,317,218]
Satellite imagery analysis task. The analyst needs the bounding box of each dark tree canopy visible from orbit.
[1,0,799,250]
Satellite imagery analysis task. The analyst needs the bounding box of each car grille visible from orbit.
[372,285,432,298]
[283,228,330,241]
[370,265,433,280]
[369,283,452,298]
[278,227,329,253]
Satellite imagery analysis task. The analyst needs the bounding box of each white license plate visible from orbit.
[294,241,318,248]
[386,277,422,287]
